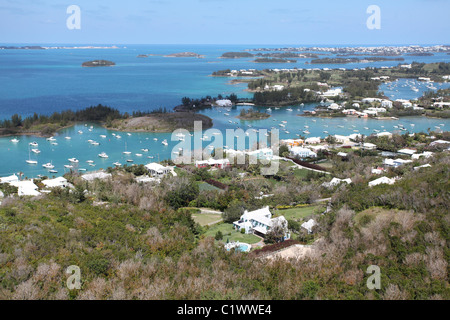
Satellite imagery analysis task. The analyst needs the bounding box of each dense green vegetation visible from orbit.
[0,105,149,137]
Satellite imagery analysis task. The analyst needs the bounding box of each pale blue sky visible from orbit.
[0,0,448,45]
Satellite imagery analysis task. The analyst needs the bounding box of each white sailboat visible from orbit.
[26,147,38,165]
[123,142,131,155]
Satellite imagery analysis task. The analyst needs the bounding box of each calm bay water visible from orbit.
[0,44,449,177]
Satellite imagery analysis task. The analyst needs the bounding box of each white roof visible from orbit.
[397,148,417,155]
[81,171,112,181]
[414,164,432,170]
[10,180,40,196]
[145,163,170,172]
[301,219,317,233]
[429,140,449,147]
[42,177,68,188]
[369,176,396,187]
[0,174,19,184]
[196,158,230,166]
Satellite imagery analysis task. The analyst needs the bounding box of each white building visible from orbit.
[397,148,417,156]
[361,143,376,150]
[233,206,289,239]
[81,171,112,182]
[290,147,317,158]
[215,99,233,107]
[322,177,352,188]
[301,219,317,234]
[327,103,341,110]
[42,177,68,189]
[305,137,321,144]
[369,176,396,187]
[412,151,433,160]
[145,163,172,177]
[195,158,231,169]
[0,174,19,184]
[9,180,40,197]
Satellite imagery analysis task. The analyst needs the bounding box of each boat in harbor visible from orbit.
[31,148,41,154]
[98,152,109,158]
[68,158,79,163]
[162,139,168,146]
[10,138,19,143]
[29,142,38,147]
[26,147,38,165]
[42,162,55,169]
[123,142,131,155]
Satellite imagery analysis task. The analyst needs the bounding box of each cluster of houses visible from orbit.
[0,162,177,200]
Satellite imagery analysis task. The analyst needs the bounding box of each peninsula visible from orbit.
[107,112,213,132]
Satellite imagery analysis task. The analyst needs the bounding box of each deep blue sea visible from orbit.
[0,44,449,177]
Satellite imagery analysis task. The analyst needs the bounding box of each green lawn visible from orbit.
[192,213,222,227]
[198,182,224,192]
[274,205,323,221]
[292,168,310,179]
[204,223,261,244]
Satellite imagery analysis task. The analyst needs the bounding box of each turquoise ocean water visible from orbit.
[0,44,449,177]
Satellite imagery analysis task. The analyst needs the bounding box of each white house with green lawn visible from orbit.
[233,206,290,239]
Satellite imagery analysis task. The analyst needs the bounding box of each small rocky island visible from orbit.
[164,52,205,58]
[82,60,116,67]
[237,109,271,120]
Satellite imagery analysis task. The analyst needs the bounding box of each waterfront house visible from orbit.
[9,180,40,197]
[0,174,19,184]
[305,137,321,144]
[376,132,393,138]
[42,177,69,189]
[145,163,171,177]
[381,100,393,108]
[215,99,233,107]
[342,109,357,115]
[233,206,290,239]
